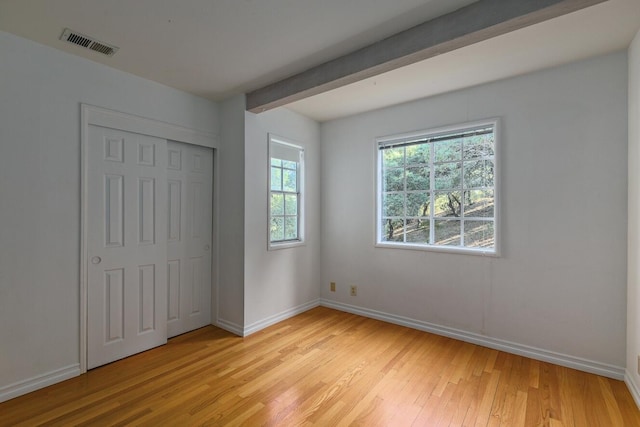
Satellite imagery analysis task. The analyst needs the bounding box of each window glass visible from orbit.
[269,136,304,248]
[377,122,498,254]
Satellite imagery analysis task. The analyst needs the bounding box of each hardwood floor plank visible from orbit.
[597,376,625,427]
[610,377,640,426]
[523,385,544,427]
[1,307,638,427]
[469,370,502,427]
[566,367,590,427]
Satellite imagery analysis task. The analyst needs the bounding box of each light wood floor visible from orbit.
[1,307,639,426]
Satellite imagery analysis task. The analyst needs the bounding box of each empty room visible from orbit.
[2,0,640,425]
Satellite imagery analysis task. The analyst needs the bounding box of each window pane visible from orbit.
[434,191,462,217]
[406,144,429,165]
[381,218,404,242]
[434,162,461,190]
[383,193,404,217]
[434,219,461,246]
[282,160,297,170]
[284,194,298,216]
[285,216,298,240]
[377,124,496,252]
[434,138,462,163]
[463,134,494,160]
[406,219,429,243]
[464,190,494,218]
[383,147,404,167]
[269,137,304,247]
[406,192,429,217]
[271,193,284,215]
[270,217,284,241]
[463,159,494,189]
[283,169,297,192]
[464,221,494,248]
[384,168,404,192]
[406,166,429,191]
[271,167,282,191]
[484,136,495,157]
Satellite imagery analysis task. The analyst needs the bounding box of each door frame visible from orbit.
[80,104,218,373]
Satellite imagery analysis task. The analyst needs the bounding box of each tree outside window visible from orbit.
[377,120,498,255]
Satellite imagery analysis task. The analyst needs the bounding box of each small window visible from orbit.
[269,135,304,249]
[376,120,499,255]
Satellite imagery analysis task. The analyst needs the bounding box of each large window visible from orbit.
[269,135,304,249]
[376,120,499,255]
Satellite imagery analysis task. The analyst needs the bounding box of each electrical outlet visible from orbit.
[350,285,357,296]
[330,282,336,292]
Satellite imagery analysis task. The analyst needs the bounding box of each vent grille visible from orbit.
[59,28,119,57]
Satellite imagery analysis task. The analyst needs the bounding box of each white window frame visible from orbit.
[268,134,305,250]
[375,118,500,256]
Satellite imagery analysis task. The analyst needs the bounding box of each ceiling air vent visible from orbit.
[59,28,119,57]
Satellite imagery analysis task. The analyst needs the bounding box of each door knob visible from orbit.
[91,256,102,265]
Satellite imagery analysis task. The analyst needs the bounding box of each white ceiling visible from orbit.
[290,0,640,121]
[0,0,638,122]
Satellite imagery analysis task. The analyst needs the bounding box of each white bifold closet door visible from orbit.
[166,141,213,338]
[87,126,168,369]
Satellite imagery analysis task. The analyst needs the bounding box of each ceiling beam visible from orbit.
[246,0,606,113]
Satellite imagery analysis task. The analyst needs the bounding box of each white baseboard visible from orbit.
[320,299,625,380]
[0,364,81,403]
[243,299,320,336]
[625,370,640,409]
[214,318,244,336]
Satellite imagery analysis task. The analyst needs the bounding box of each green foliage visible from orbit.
[283,169,297,192]
[406,166,429,191]
[284,194,298,215]
[434,139,462,162]
[406,192,429,217]
[434,162,461,190]
[383,147,404,167]
[270,167,282,191]
[464,160,494,189]
[382,193,403,217]
[271,193,284,215]
[406,144,429,164]
[384,168,403,192]
[270,217,284,241]
[285,217,298,240]
[463,134,494,160]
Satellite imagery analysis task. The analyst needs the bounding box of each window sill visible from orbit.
[268,240,305,251]
[375,242,499,257]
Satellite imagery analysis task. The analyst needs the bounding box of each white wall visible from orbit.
[215,104,322,335]
[216,95,246,332]
[244,108,321,332]
[320,52,628,371]
[627,29,640,402]
[0,31,219,399]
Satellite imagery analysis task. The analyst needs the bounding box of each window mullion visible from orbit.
[403,147,407,243]
[460,154,465,247]
[429,142,435,245]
